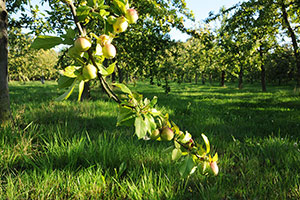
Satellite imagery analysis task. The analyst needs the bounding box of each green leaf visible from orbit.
[55,80,77,101]
[201,134,210,153]
[100,9,110,17]
[180,132,192,144]
[106,62,116,75]
[95,44,103,56]
[179,156,196,177]
[78,80,84,102]
[30,35,63,50]
[134,116,147,139]
[62,28,76,45]
[174,141,181,149]
[113,83,132,95]
[60,66,78,78]
[97,62,116,76]
[172,148,182,161]
[148,96,158,108]
[58,76,76,89]
[117,106,136,126]
[112,0,127,14]
[144,114,156,132]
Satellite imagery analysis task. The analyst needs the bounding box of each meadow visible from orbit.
[1,81,300,199]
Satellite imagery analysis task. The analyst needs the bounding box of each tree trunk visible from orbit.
[195,73,198,84]
[116,64,123,83]
[201,72,205,85]
[111,72,116,83]
[221,70,225,87]
[259,46,267,92]
[238,66,243,89]
[80,82,90,101]
[281,3,300,87]
[0,0,11,126]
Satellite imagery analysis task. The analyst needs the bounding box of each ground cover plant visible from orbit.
[1,81,300,199]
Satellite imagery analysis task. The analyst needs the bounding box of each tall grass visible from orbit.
[1,81,299,199]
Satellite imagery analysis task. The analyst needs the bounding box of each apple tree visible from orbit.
[28,0,219,177]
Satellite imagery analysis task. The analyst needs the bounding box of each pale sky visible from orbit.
[170,0,243,41]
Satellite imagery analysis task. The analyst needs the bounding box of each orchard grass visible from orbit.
[1,80,300,199]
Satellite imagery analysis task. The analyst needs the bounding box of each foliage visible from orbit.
[8,28,58,81]
[28,0,218,177]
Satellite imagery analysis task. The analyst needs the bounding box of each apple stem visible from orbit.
[176,139,205,161]
[86,50,121,104]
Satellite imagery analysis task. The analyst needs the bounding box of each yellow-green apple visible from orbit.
[113,16,128,33]
[74,37,91,52]
[82,64,98,80]
[102,43,116,59]
[150,129,160,140]
[160,127,174,141]
[125,8,138,24]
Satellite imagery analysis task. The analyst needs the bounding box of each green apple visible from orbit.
[113,16,128,33]
[82,64,97,80]
[102,43,116,59]
[125,8,138,24]
[74,37,91,52]
[160,127,174,141]
[107,16,117,25]
[150,129,160,140]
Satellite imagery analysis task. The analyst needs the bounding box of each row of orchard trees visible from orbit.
[3,0,299,95]
[8,27,58,81]
[144,0,300,93]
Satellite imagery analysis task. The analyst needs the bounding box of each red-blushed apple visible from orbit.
[210,161,219,175]
[160,127,174,141]
[74,37,91,52]
[125,8,138,24]
[113,16,128,33]
[102,43,116,59]
[82,64,98,80]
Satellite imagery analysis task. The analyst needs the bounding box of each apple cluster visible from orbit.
[67,3,138,81]
[150,127,174,141]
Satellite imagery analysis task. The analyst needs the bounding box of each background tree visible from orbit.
[8,27,58,82]
[0,0,11,126]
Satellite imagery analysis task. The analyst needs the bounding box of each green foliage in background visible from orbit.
[8,28,59,81]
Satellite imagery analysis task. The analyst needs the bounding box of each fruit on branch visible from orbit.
[160,127,174,141]
[102,43,116,59]
[150,129,160,140]
[99,34,111,47]
[186,138,195,149]
[210,161,219,175]
[107,16,117,24]
[74,37,91,52]
[113,16,129,33]
[82,64,98,80]
[125,8,138,24]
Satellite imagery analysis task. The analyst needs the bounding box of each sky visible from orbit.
[170,0,243,41]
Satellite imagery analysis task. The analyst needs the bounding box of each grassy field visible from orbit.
[1,81,300,199]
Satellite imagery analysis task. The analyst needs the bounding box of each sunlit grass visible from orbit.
[1,80,300,199]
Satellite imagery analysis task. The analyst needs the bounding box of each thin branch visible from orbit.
[87,50,121,104]
[68,2,85,36]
